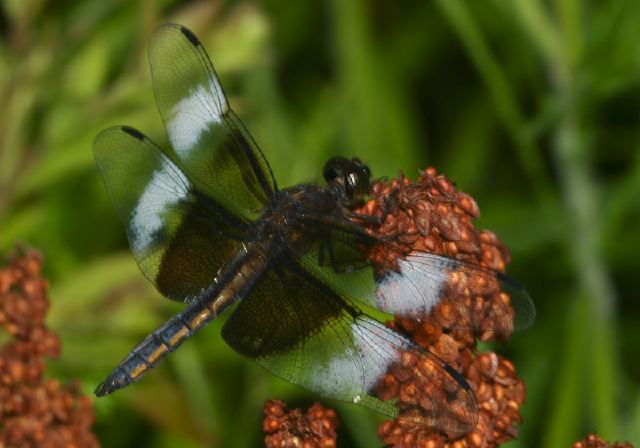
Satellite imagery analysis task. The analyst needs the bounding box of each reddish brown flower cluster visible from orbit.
[0,249,99,448]
[573,434,634,448]
[263,399,339,448]
[355,168,527,447]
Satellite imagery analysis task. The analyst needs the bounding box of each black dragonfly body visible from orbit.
[94,24,534,433]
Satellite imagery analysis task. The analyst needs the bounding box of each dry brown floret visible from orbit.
[263,399,339,448]
[359,168,526,447]
[0,248,99,448]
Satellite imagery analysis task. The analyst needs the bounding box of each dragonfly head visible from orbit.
[323,156,371,202]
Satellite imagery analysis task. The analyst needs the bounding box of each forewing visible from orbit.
[94,126,248,302]
[149,24,276,218]
[221,259,478,433]
[372,252,535,332]
[296,214,534,333]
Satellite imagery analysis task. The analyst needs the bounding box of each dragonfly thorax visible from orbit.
[257,186,339,255]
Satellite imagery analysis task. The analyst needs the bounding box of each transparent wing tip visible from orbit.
[497,272,536,331]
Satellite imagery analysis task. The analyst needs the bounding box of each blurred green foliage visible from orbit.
[1,0,639,446]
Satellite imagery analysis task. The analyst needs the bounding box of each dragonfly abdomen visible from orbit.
[94,248,270,396]
[94,299,212,396]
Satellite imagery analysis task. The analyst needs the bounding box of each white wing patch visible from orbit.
[130,158,190,253]
[375,255,447,318]
[166,79,226,156]
[308,317,406,400]
[351,317,406,391]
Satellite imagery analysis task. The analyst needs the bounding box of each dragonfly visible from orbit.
[93,23,535,433]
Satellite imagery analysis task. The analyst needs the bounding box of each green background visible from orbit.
[1,0,639,446]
